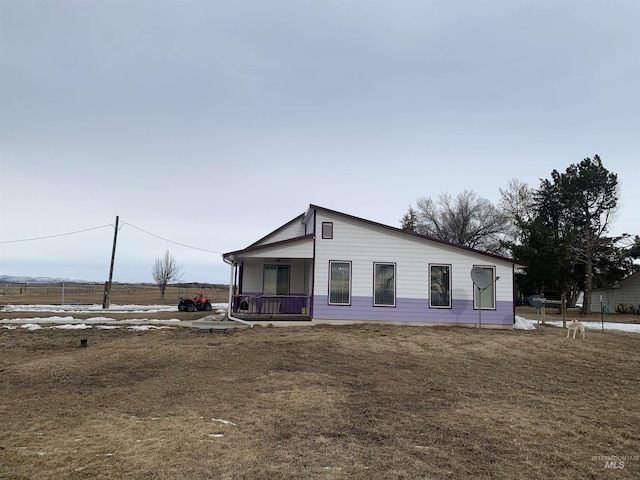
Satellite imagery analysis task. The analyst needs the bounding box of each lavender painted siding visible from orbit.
[313,295,514,325]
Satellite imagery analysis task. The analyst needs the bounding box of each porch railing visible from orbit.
[231,295,311,316]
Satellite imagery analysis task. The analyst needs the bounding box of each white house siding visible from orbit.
[252,218,307,246]
[240,238,313,259]
[311,210,514,325]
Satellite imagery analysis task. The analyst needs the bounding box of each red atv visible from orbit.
[178,293,213,312]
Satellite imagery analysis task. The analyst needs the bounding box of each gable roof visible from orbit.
[304,204,527,266]
[593,270,640,290]
[246,213,305,248]
[223,204,527,266]
[223,234,313,261]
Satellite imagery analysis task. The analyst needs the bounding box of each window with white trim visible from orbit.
[430,264,451,308]
[329,261,351,305]
[374,262,395,306]
[473,266,496,310]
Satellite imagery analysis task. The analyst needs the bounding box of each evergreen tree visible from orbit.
[520,155,620,313]
[400,207,419,231]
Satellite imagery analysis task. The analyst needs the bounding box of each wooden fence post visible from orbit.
[561,293,566,329]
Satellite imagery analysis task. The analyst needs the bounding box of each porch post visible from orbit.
[227,262,235,315]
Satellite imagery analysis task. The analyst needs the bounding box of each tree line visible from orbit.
[401,155,640,314]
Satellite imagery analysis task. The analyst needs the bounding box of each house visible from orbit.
[222,204,526,327]
[590,271,640,312]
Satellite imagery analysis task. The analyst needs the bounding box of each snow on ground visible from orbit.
[0,303,228,330]
[514,315,640,333]
[4,322,177,331]
[1,304,180,313]
[514,316,536,330]
[0,316,183,325]
[1,305,638,333]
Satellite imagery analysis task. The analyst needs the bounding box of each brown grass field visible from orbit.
[0,283,229,307]
[0,284,229,322]
[1,288,639,479]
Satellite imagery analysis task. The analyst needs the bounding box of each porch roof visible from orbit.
[223,234,313,263]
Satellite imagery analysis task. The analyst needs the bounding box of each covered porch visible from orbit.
[223,236,314,321]
[228,258,313,320]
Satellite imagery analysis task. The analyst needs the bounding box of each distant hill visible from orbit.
[0,275,94,285]
[0,276,227,288]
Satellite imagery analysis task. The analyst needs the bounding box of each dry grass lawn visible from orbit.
[1,322,639,479]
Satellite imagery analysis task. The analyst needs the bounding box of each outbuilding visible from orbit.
[590,271,640,313]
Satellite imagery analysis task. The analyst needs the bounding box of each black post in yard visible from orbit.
[601,296,604,333]
[102,216,119,309]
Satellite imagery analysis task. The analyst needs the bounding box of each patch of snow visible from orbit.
[53,324,91,329]
[212,418,237,426]
[208,434,224,438]
[84,317,118,323]
[2,316,76,324]
[514,316,536,330]
[543,319,640,333]
[2,304,179,314]
[21,324,42,330]
[515,317,640,333]
[127,318,181,323]
[127,325,174,331]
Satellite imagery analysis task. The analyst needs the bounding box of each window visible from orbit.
[374,262,395,306]
[263,265,290,295]
[473,266,496,310]
[430,264,451,308]
[322,222,333,239]
[329,261,351,305]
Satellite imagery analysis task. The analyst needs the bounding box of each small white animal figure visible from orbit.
[567,319,585,339]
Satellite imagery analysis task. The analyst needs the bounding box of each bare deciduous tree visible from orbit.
[152,250,183,299]
[499,178,536,244]
[407,190,509,254]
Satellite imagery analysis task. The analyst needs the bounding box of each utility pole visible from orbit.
[102,216,119,309]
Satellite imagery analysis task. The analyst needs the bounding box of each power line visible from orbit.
[0,220,223,255]
[0,224,114,244]
[120,221,222,254]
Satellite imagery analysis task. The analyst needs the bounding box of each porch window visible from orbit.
[374,262,395,306]
[329,261,351,305]
[430,264,451,308]
[473,266,496,310]
[322,222,333,239]
[263,265,290,295]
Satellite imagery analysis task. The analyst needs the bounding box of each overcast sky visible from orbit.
[1,0,639,284]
